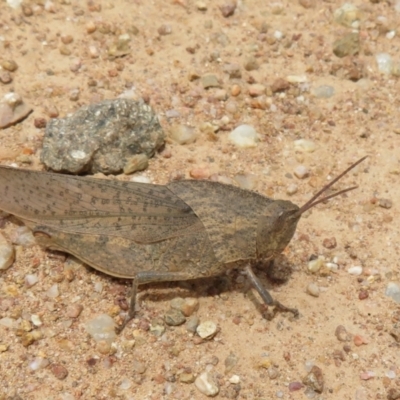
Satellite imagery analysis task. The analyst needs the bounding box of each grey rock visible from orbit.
[41,99,164,174]
[332,33,360,58]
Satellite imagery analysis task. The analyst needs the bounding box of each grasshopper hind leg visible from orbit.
[244,265,299,318]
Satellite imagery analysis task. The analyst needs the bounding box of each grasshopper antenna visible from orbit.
[297,156,367,215]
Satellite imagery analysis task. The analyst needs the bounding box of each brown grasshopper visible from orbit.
[0,157,366,332]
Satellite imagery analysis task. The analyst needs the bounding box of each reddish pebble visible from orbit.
[322,237,337,249]
[47,105,59,118]
[360,371,375,380]
[288,382,303,392]
[271,78,290,93]
[189,168,210,180]
[34,118,47,129]
[0,72,12,84]
[51,364,68,380]
[353,334,368,346]
[358,289,369,300]
[283,351,291,361]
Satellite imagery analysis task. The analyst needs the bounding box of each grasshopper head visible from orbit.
[256,200,301,260]
[256,156,366,261]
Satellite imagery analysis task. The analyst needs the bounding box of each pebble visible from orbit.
[190,168,210,180]
[196,1,207,11]
[169,124,197,144]
[302,365,324,393]
[84,314,116,344]
[0,72,12,84]
[164,308,186,326]
[25,273,39,287]
[119,378,132,390]
[306,283,320,297]
[385,282,400,303]
[308,256,325,273]
[29,357,49,371]
[224,352,238,373]
[387,388,400,400]
[0,236,14,270]
[66,304,83,318]
[186,315,200,333]
[201,74,220,89]
[171,297,199,316]
[196,321,218,339]
[376,53,393,74]
[322,237,337,249]
[230,85,241,97]
[248,84,266,97]
[358,289,369,300]
[244,56,259,71]
[293,165,310,179]
[223,63,242,79]
[149,318,166,336]
[348,266,363,275]
[298,0,315,8]
[271,78,290,93]
[180,372,195,383]
[288,382,303,392]
[46,284,59,298]
[353,334,368,346]
[286,183,298,195]
[229,124,258,148]
[332,33,360,58]
[229,375,240,384]
[0,92,33,129]
[195,371,220,396]
[158,24,172,35]
[214,89,228,101]
[51,364,69,380]
[378,198,392,209]
[334,3,361,28]
[312,85,335,98]
[335,325,351,342]
[1,60,18,72]
[31,314,42,327]
[294,139,316,153]
[123,154,149,174]
[219,1,236,18]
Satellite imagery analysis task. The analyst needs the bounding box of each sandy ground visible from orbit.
[0,0,400,399]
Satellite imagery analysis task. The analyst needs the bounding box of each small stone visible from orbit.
[150,318,166,336]
[322,237,337,249]
[196,1,207,11]
[66,304,83,318]
[31,314,42,327]
[244,56,259,71]
[123,154,149,174]
[97,340,112,355]
[0,92,32,129]
[335,325,351,342]
[132,359,146,374]
[294,139,316,153]
[289,382,304,392]
[190,168,210,180]
[268,367,279,379]
[1,60,18,72]
[229,124,258,148]
[354,334,368,346]
[334,3,361,28]
[169,124,197,145]
[387,388,400,400]
[298,0,315,8]
[0,237,14,270]
[248,84,265,97]
[308,256,325,273]
[219,2,236,17]
[181,298,199,316]
[348,266,363,275]
[51,364,68,380]
[180,372,195,383]
[196,321,218,339]
[234,174,258,190]
[359,289,369,300]
[164,308,186,326]
[223,63,242,79]
[0,72,12,84]
[85,314,116,344]
[286,184,298,195]
[294,165,310,179]
[25,274,39,287]
[231,85,241,96]
[376,53,393,74]
[34,117,47,128]
[158,24,172,35]
[385,282,400,303]
[303,365,324,393]
[201,74,220,89]
[195,371,220,396]
[378,198,392,209]
[86,21,97,33]
[312,85,335,98]
[333,33,360,58]
[271,78,290,93]
[185,315,199,333]
[306,283,320,297]
[46,284,59,298]
[215,89,228,101]
[224,352,238,374]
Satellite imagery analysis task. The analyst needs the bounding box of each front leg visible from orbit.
[244,265,299,318]
[116,270,196,334]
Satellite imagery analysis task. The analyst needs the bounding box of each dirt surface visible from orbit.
[0,0,400,399]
